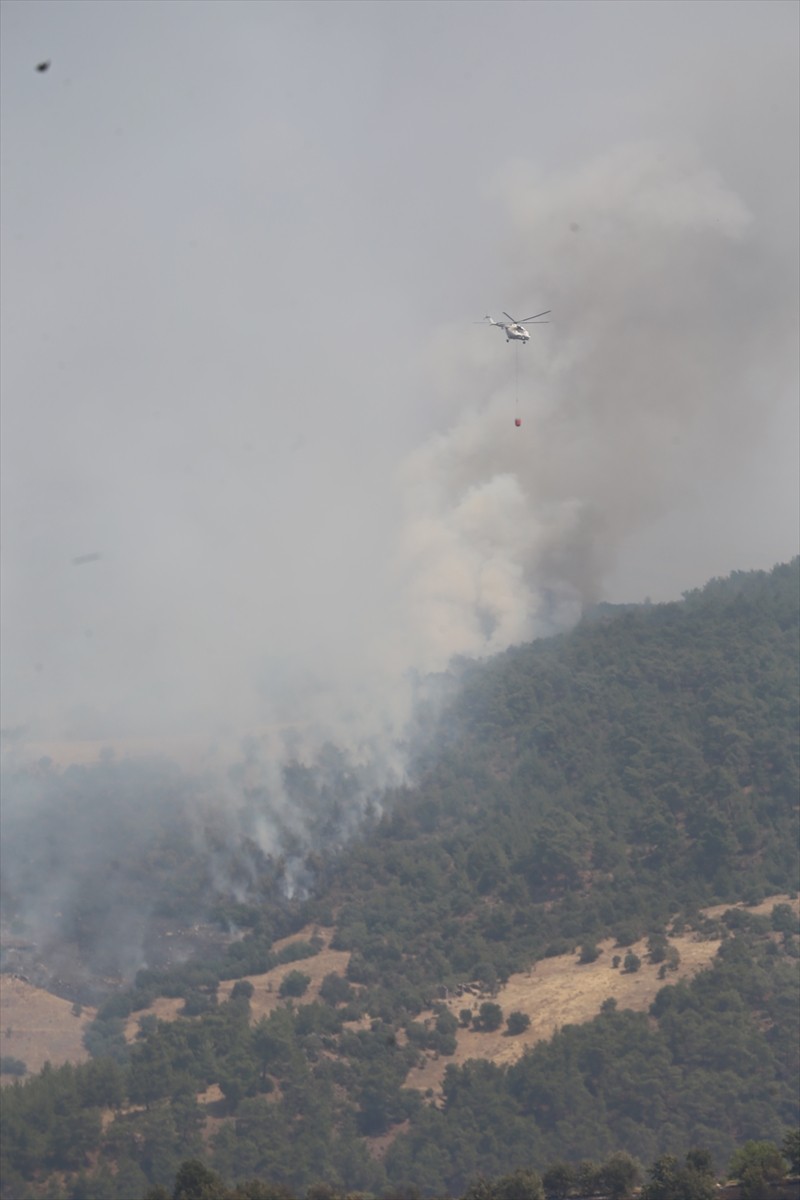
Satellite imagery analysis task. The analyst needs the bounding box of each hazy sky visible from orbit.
[1,0,798,751]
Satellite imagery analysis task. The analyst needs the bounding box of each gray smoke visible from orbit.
[3,139,797,981]
[383,139,797,677]
[1,2,797,984]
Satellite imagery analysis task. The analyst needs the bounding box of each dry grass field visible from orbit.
[119,929,352,1042]
[406,930,721,1097]
[0,975,96,1081]
[3,895,797,1102]
[217,933,352,1022]
[406,893,799,1098]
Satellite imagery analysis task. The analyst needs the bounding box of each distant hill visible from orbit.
[1,560,798,1199]
[323,558,799,994]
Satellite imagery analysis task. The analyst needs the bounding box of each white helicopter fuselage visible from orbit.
[484,316,531,342]
[482,311,549,343]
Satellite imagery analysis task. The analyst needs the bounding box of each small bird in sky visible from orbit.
[36,60,51,73]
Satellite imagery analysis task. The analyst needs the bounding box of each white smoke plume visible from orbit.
[2,2,797,989]
[382,140,795,685]
[3,135,797,983]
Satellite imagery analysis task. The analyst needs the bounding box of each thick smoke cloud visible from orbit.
[386,140,795,677]
[3,138,797,979]
[1,2,797,983]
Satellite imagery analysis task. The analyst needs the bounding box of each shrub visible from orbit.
[181,989,218,1016]
[279,970,311,998]
[544,939,574,958]
[772,903,799,934]
[477,1002,503,1031]
[506,1011,531,1036]
[231,979,255,1000]
[319,973,353,1005]
[647,932,669,963]
[276,940,320,964]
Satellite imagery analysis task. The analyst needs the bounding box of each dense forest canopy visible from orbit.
[1,560,798,1199]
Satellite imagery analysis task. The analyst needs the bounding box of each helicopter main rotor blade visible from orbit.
[519,310,551,323]
[502,312,517,324]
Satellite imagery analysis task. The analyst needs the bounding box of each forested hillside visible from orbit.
[323,559,799,1001]
[1,560,798,1199]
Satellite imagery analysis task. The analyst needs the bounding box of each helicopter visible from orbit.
[480,310,551,343]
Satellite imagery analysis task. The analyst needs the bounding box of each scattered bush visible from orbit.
[279,970,311,998]
[476,1001,503,1031]
[506,1011,531,1036]
[276,940,320,964]
[319,973,353,1006]
[231,979,255,1001]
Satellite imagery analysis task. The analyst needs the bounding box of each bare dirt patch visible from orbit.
[0,976,96,1082]
[405,929,722,1099]
[195,1083,232,1137]
[120,927,351,1038]
[123,995,185,1042]
[366,1118,411,1162]
[100,1103,146,1131]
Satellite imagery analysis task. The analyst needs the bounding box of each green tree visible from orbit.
[172,1158,226,1200]
[647,932,669,964]
[729,1140,786,1198]
[279,970,311,998]
[542,1161,574,1198]
[771,903,799,934]
[476,1002,503,1032]
[251,1010,294,1086]
[576,1161,601,1194]
[472,962,499,995]
[318,973,352,1005]
[640,1154,716,1200]
[685,1148,714,1177]
[598,1150,641,1198]
[231,980,255,1001]
[461,1178,497,1200]
[782,1128,800,1174]
[506,1011,531,1036]
[491,1167,544,1200]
